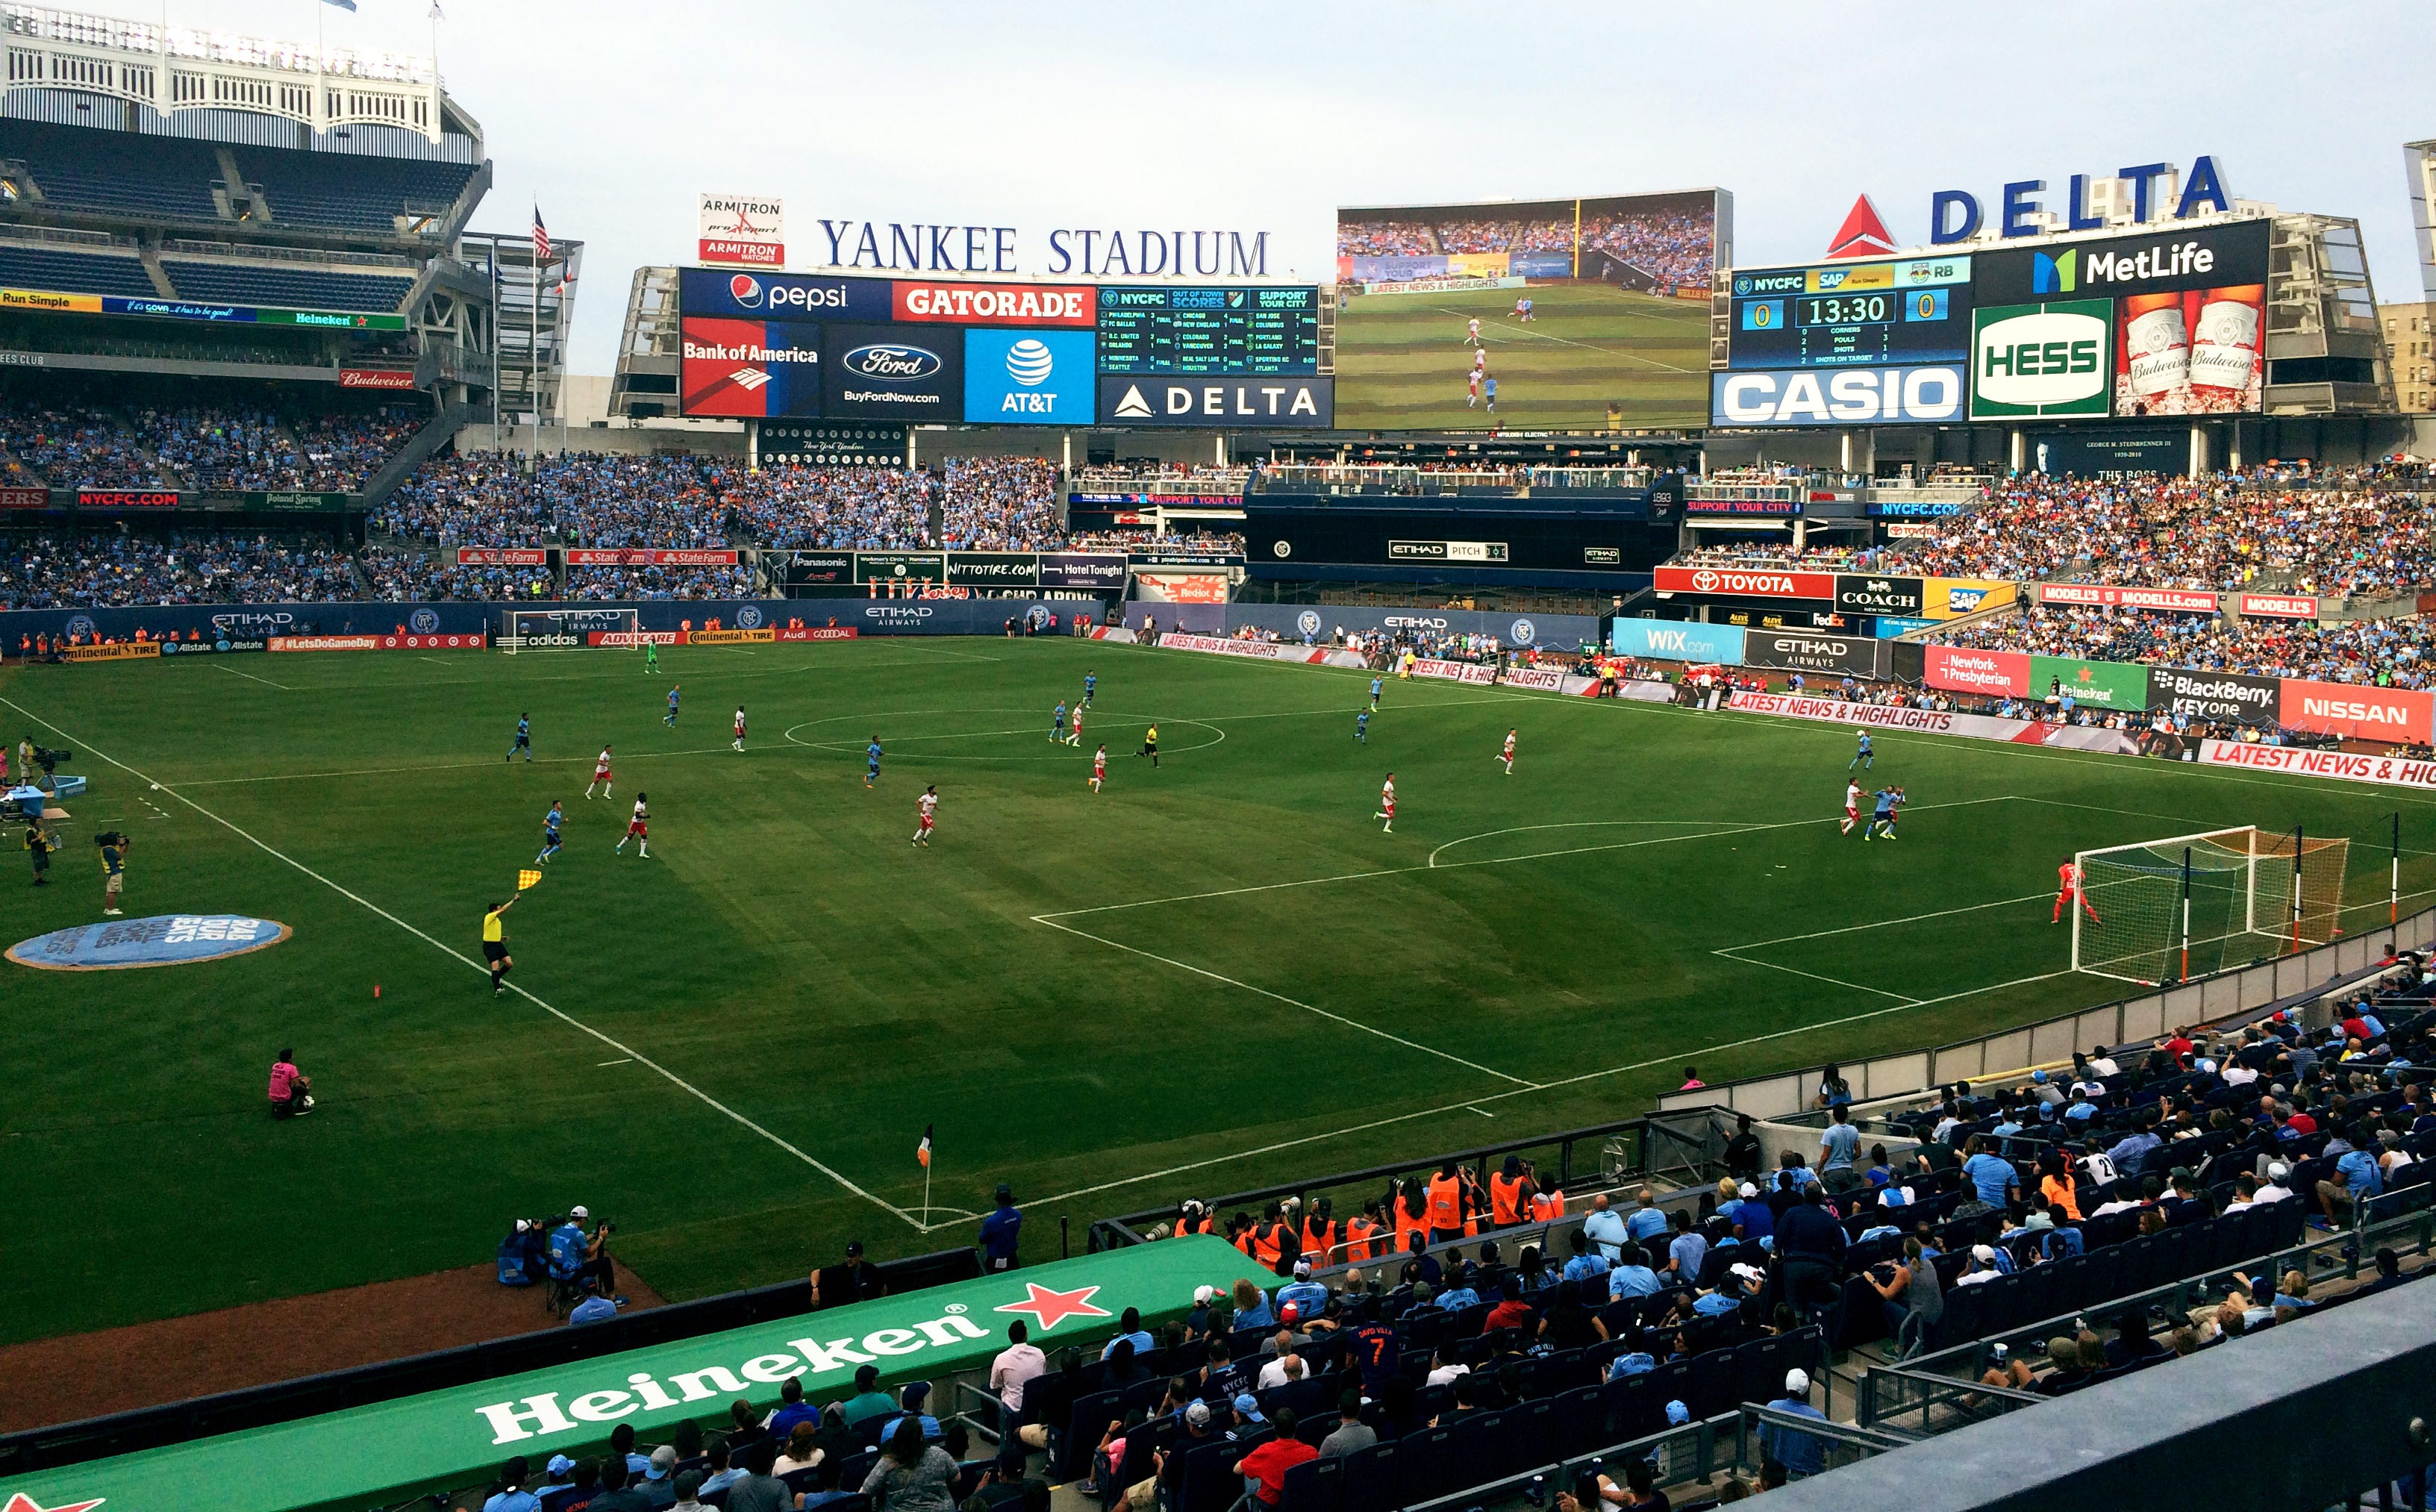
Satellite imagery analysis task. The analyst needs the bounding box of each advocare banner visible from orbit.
[2150,666,2280,725]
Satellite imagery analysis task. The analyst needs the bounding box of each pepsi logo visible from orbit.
[843,343,943,382]
[729,274,763,307]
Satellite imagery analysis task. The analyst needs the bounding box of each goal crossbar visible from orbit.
[2073,825,2349,986]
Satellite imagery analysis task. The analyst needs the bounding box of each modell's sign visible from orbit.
[1654,566,1834,602]
[2037,583,2217,613]
[2238,593,2319,619]
[340,367,419,390]
[700,193,785,267]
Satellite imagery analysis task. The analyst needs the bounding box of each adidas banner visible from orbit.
[1095,373,1334,428]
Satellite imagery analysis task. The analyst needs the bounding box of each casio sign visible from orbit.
[842,343,943,381]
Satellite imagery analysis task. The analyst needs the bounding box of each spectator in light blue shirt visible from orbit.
[1762,1369,1830,1478]
[482,1458,540,1512]
[2337,1139,2384,1199]
[1102,1306,1157,1361]
[1664,1209,1708,1283]
[1561,1228,1611,1284]
[1608,1244,1663,1301]
[2107,1114,2164,1175]
[1817,1105,1861,1191]
[1605,1349,1658,1381]
[531,1455,577,1505]
[1581,1194,1630,1262]
[1274,1260,1330,1320]
[568,1275,619,1325]
[1624,1189,1669,1243]
[1960,1137,2018,1208]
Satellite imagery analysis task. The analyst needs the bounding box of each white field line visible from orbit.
[210,663,294,690]
[0,693,933,1234]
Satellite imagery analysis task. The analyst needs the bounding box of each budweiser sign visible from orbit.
[2037,583,2219,613]
[340,367,420,390]
[1654,566,1834,601]
[2237,593,2320,620]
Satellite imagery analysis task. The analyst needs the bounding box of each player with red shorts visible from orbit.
[1841,779,1862,836]
[913,784,939,846]
[2054,859,2098,923]
[1374,775,1396,834]
[615,793,649,859]
[584,745,613,800]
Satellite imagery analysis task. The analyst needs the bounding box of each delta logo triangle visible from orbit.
[1824,195,1898,260]
[1114,384,1153,419]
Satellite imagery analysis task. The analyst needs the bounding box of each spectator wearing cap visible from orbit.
[838,1363,897,1427]
[1730,1184,1774,1243]
[1101,1307,1156,1361]
[990,1318,1044,1436]
[1760,1369,1829,1479]
[878,1381,943,1446]
[481,1457,540,1512]
[1275,1259,1330,1318]
[1955,1245,2005,1287]
[1318,1387,1375,1458]
[532,1454,578,1503]
[637,1445,681,1508]
[812,1238,887,1308]
[1231,1391,1268,1429]
[1153,1399,1224,1506]
[980,1184,1022,1272]
[568,1272,619,1324]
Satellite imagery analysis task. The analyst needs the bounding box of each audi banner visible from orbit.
[1653,566,1834,602]
[2151,666,2281,725]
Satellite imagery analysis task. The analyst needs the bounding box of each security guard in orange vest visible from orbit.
[1488,1156,1527,1228]
[1300,1199,1338,1267]
[1343,1200,1383,1263]
[1249,1202,1288,1271]
[1393,1182,1431,1256]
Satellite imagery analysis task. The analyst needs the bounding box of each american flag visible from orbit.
[531,207,551,266]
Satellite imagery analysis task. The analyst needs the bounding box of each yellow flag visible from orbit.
[517,869,542,890]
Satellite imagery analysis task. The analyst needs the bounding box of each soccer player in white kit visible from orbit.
[615,793,649,857]
[1374,774,1396,833]
[1466,316,1481,346]
[1090,744,1107,793]
[1467,369,1483,407]
[584,745,613,800]
[1066,705,1084,748]
[1473,346,1487,372]
[732,706,746,752]
[1841,779,1862,835]
[913,784,939,846]
[1499,728,1517,775]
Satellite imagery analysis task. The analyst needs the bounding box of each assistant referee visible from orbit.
[1135,723,1158,767]
[483,893,519,996]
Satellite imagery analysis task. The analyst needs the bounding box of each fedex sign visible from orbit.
[1931,155,2232,243]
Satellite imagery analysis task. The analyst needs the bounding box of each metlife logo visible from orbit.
[963,328,1094,425]
[1974,220,2271,304]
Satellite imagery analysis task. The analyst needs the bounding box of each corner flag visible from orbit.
[916,1124,933,1168]
[516,869,542,890]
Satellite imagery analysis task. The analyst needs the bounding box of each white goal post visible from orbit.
[2072,825,2349,986]
[496,607,639,653]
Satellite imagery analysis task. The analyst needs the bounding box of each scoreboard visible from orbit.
[1096,285,1321,375]
[1726,255,1974,368]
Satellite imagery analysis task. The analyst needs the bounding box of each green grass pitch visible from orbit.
[1,638,2428,1344]
[1332,281,1711,432]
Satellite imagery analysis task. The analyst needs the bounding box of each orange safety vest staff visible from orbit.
[1425,1169,1464,1237]
[1302,1212,1337,1265]
[1344,1211,1381,1262]
[1251,1219,1284,1269]
[1489,1169,1525,1227]
[1394,1192,1431,1256]
[1529,1187,1566,1222]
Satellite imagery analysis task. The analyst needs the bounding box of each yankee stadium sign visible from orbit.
[808,218,1274,278]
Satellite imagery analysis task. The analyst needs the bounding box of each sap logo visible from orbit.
[1946,587,1990,613]
[842,343,943,382]
[1713,367,1962,425]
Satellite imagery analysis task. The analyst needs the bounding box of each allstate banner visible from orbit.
[2027,655,2149,710]
[1610,619,1746,665]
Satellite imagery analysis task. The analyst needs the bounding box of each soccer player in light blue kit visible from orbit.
[1864,787,1897,840]
[865,737,883,789]
[1051,700,1069,743]
[1849,729,1873,770]
[507,713,532,763]
[537,800,563,864]
[1356,708,1370,743]
[1083,670,1097,708]
[664,684,680,727]
[1370,675,1384,710]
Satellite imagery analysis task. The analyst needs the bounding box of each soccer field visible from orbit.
[2,638,2428,1344]
[1332,281,1710,431]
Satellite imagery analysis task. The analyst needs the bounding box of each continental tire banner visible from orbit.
[2028,654,2149,709]
[1925,646,2029,697]
[1740,630,1888,678]
[2198,741,2436,792]
[61,640,161,662]
[2152,666,2280,725]
[686,628,777,646]
[2277,678,2435,744]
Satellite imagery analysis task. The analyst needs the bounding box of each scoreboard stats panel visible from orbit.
[1096,285,1321,375]
[1728,255,1974,368]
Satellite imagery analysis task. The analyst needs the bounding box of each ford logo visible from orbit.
[843,343,943,382]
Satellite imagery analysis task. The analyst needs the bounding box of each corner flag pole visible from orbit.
[2180,846,2193,984]
[2393,811,2402,928]
[2291,823,2305,953]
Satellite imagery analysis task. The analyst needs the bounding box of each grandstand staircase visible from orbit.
[135,242,175,299]
[357,400,474,513]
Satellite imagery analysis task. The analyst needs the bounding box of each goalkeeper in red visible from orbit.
[2053,859,2099,925]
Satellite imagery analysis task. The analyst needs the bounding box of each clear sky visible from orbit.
[174,0,2436,373]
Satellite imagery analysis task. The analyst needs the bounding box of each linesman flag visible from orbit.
[916,1123,933,1168]
[517,869,542,890]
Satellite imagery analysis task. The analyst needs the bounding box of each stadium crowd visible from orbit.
[0,400,171,490]
[0,530,357,608]
[0,399,419,493]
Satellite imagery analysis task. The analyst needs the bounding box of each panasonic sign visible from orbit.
[1710,365,1964,427]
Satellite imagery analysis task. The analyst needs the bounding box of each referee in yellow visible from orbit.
[1134,723,1158,767]
[483,893,519,996]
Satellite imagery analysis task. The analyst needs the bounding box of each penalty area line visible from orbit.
[0,693,934,1235]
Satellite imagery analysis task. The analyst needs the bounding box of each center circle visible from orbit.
[781,707,1225,762]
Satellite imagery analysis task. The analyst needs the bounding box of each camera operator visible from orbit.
[96,829,128,916]
[547,1206,619,1295]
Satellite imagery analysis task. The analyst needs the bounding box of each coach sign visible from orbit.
[1833,574,1924,616]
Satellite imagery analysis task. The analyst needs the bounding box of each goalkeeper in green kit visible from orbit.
[643,636,659,673]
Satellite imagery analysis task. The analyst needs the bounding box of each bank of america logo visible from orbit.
[2032,248,2079,294]
[729,368,772,391]
[1113,384,1153,418]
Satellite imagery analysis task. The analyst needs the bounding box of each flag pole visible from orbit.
[2291,823,2305,953]
[2393,811,2402,930]
[2180,846,2193,984]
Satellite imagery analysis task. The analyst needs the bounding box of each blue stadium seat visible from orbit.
[1280,1455,1343,1512]
[1337,1440,1399,1512]
[234,144,475,232]
[1446,1410,1512,1482]
[0,243,157,297]
[1394,1424,1454,1505]
[159,259,411,312]
[0,119,221,220]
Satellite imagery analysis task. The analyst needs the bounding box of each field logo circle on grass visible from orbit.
[9,913,292,970]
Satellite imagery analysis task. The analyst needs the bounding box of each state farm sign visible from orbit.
[1654,566,1833,602]
[2037,583,2219,613]
[2276,678,2433,745]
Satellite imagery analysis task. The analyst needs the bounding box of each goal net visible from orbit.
[2073,826,2350,985]
[496,607,637,654]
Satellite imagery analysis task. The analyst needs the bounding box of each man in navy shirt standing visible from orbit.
[981,1184,1022,1272]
